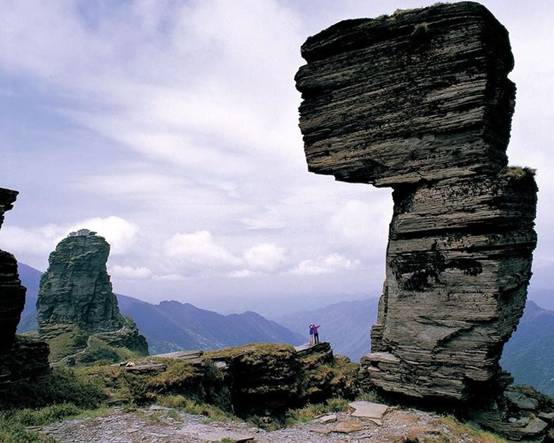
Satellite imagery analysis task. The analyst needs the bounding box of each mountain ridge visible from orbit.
[17,263,304,354]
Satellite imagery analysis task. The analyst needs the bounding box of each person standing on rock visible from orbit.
[309,323,314,345]
[313,323,320,344]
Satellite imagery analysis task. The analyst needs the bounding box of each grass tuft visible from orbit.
[285,397,350,425]
[157,395,232,421]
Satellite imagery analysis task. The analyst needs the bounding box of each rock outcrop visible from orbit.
[38,231,148,364]
[204,342,359,416]
[0,188,49,385]
[0,188,25,351]
[295,0,537,405]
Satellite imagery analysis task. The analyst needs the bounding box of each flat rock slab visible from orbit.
[124,363,167,374]
[349,401,389,424]
[328,419,363,434]
[504,390,539,410]
[315,414,337,424]
[153,350,204,360]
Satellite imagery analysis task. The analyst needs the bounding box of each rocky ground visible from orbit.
[38,404,501,443]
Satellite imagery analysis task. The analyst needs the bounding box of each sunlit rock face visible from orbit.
[295,2,537,401]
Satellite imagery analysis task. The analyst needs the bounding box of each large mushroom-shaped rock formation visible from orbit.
[295,2,537,402]
[38,230,148,364]
[0,188,49,384]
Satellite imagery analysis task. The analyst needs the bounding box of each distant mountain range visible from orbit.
[275,298,378,362]
[15,262,554,395]
[501,300,554,396]
[17,262,42,332]
[16,263,303,354]
[116,295,303,354]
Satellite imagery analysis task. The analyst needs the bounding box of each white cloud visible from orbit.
[292,253,360,275]
[110,265,152,280]
[0,225,59,256]
[152,273,186,282]
[228,269,255,278]
[0,216,139,258]
[243,243,286,272]
[67,217,139,254]
[329,199,390,249]
[2,0,552,299]
[165,230,240,268]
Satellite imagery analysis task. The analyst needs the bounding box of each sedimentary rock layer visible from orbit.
[295,2,538,402]
[367,168,537,400]
[0,187,50,385]
[0,188,26,351]
[295,1,514,187]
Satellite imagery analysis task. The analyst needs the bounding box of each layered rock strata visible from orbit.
[0,188,49,384]
[295,2,538,402]
[0,188,25,351]
[38,231,148,363]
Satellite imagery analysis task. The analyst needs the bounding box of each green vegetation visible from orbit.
[157,395,232,421]
[438,416,507,443]
[0,415,55,443]
[41,325,88,363]
[0,367,106,442]
[77,335,137,365]
[205,342,296,360]
[41,323,143,367]
[0,344,511,441]
[286,397,350,424]
[301,354,360,402]
[0,367,104,410]
[504,166,535,179]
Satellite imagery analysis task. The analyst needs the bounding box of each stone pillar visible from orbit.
[295,2,537,401]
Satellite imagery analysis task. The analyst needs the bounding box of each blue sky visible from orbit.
[0,0,552,309]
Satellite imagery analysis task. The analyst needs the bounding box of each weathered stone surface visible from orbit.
[298,342,359,403]
[206,344,303,415]
[0,188,26,351]
[471,385,554,442]
[296,2,514,187]
[0,187,50,385]
[349,400,389,424]
[0,336,50,386]
[296,1,538,404]
[203,342,359,416]
[37,231,148,363]
[38,231,124,332]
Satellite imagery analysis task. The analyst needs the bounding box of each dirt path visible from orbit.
[38,405,497,442]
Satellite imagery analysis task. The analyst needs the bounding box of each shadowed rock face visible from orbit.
[0,188,49,384]
[0,188,26,351]
[295,2,537,402]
